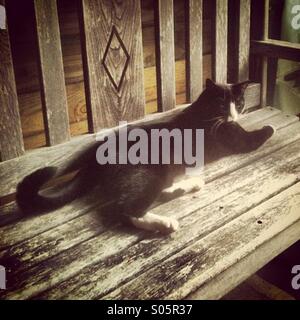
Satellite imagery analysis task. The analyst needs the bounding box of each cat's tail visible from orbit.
[16,167,84,214]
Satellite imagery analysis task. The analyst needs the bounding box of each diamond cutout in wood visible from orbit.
[102,25,130,92]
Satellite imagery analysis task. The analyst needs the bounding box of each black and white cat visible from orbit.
[16,79,275,233]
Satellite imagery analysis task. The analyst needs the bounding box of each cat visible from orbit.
[16,79,275,234]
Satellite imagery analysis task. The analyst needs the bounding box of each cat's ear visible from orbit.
[232,81,249,97]
[206,78,216,89]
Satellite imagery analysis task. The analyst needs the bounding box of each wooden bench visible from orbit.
[0,0,299,299]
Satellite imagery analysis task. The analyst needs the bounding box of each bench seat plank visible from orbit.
[0,110,299,299]
[105,183,300,299]
[2,132,299,283]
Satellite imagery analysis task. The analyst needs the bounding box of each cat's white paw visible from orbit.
[157,216,179,234]
[186,177,205,193]
[130,213,179,234]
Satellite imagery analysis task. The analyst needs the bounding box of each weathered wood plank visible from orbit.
[34,0,70,146]
[244,83,260,110]
[260,0,269,107]
[1,116,299,299]
[185,0,203,102]
[212,0,228,83]
[104,183,300,300]
[13,140,300,300]
[229,0,251,82]
[0,90,263,198]
[0,0,24,161]
[187,220,300,300]
[154,0,176,111]
[79,0,145,132]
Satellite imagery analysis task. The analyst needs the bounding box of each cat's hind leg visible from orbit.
[111,167,179,234]
[129,177,204,234]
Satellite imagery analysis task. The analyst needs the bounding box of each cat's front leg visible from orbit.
[218,122,276,154]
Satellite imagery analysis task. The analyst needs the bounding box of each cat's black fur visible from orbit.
[16,79,275,225]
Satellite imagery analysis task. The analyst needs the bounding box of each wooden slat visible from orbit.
[244,83,260,110]
[34,0,70,146]
[154,0,176,111]
[230,0,251,82]
[79,0,145,132]
[251,40,300,62]
[212,0,228,83]
[0,112,299,299]
[0,0,24,161]
[105,183,300,300]
[260,0,269,108]
[185,0,203,102]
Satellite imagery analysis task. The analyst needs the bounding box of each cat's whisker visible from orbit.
[210,118,224,137]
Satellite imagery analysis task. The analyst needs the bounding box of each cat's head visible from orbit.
[201,79,249,122]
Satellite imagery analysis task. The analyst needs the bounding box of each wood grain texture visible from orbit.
[188,219,300,300]
[0,0,24,161]
[229,0,250,82]
[260,0,269,108]
[34,0,70,146]
[185,0,203,102]
[0,111,299,299]
[105,183,300,300]
[154,0,176,111]
[244,83,260,110]
[79,0,145,132]
[212,0,228,83]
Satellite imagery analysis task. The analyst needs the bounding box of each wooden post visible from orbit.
[185,0,203,102]
[212,0,228,84]
[154,0,176,111]
[261,0,269,108]
[229,0,251,83]
[79,0,145,132]
[34,0,70,146]
[0,0,24,161]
